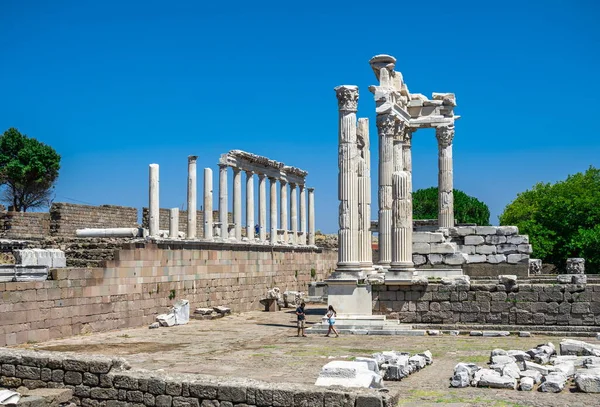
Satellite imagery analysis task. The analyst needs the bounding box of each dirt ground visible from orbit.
[17,305,600,407]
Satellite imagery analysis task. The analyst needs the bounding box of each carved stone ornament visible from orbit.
[436,125,455,148]
[335,85,359,112]
[403,128,415,145]
[376,114,396,137]
[440,190,452,209]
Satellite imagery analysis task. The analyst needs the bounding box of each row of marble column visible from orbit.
[147,158,315,245]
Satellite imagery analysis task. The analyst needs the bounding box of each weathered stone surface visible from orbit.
[475,245,496,255]
[430,243,455,254]
[557,274,573,284]
[475,226,497,235]
[567,258,585,274]
[520,376,534,391]
[487,254,506,264]
[412,255,427,266]
[475,369,516,389]
[466,254,487,264]
[520,369,542,384]
[496,226,518,235]
[412,243,431,254]
[576,372,600,393]
[508,235,528,244]
[573,274,587,284]
[507,254,529,264]
[539,372,567,393]
[560,339,600,356]
[450,370,469,388]
[485,235,506,245]
[517,244,533,254]
[498,275,517,285]
[442,253,468,265]
[464,236,484,245]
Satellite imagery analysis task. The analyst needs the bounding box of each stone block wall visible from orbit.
[50,203,138,237]
[0,211,51,239]
[0,242,337,346]
[0,349,397,407]
[141,208,222,238]
[412,226,532,268]
[373,282,600,326]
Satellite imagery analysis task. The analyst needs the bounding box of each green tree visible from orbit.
[499,167,600,273]
[0,128,61,211]
[413,187,490,226]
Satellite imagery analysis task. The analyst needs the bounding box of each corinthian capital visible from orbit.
[402,127,415,146]
[376,114,396,137]
[334,85,359,112]
[436,125,455,148]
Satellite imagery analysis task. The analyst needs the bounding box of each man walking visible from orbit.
[296,302,307,337]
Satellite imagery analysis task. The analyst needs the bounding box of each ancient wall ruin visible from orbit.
[373,282,600,326]
[0,243,337,347]
[0,212,50,239]
[0,348,397,407]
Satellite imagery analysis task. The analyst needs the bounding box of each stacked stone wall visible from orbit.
[374,282,600,326]
[413,226,532,269]
[0,243,337,346]
[0,349,397,407]
[50,203,138,237]
[0,212,50,239]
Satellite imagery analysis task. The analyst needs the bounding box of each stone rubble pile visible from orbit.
[450,339,600,393]
[314,350,432,389]
[191,305,231,320]
[279,290,304,308]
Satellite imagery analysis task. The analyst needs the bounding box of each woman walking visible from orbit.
[325,305,339,338]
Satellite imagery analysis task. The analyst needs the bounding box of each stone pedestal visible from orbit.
[327,282,372,316]
[246,171,254,240]
[148,164,159,237]
[218,165,228,239]
[258,174,267,241]
[203,168,213,240]
[436,126,455,228]
[187,156,197,239]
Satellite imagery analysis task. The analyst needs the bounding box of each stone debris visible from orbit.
[520,376,534,391]
[576,372,600,393]
[314,360,384,389]
[369,350,432,382]
[148,322,160,329]
[213,305,231,315]
[155,299,190,327]
[266,287,281,300]
[519,331,531,337]
[498,275,517,285]
[539,372,567,392]
[0,388,21,405]
[560,339,600,357]
[193,305,232,320]
[281,291,304,308]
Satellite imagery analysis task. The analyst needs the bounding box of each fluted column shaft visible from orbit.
[269,177,277,245]
[357,118,373,270]
[280,180,288,243]
[308,188,315,245]
[149,164,159,237]
[376,115,395,268]
[258,174,267,241]
[169,208,179,239]
[203,168,213,240]
[335,85,360,271]
[245,171,255,240]
[299,185,306,245]
[390,133,413,270]
[290,183,297,245]
[403,129,413,192]
[187,156,197,239]
[233,168,242,240]
[436,126,455,228]
[218,165,228,239]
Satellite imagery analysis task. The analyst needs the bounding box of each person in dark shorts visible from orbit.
[296,302,307,337]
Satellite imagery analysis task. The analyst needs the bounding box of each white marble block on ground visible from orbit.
[315,360,383,388]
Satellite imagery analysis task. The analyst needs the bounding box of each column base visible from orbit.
[325,279,372,316]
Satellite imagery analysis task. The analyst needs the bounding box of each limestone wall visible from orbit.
[413,226,532,268]
[373,282,600,326]
[0,348,397,407]
[50,203,139,237]
[0,211,50,239]
[0,243,337,346]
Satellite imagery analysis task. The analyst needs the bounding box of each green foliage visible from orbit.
[0,128,61,211]
[169,289,176,300]
[413,187,490,225]
[499,166,600,273]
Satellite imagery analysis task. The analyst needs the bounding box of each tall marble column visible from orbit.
[299,185,306,245]
[246,171,255,240]
[390,126,414,271]
[290,183,297,245]
[218,164,228,239]
[334,85,360,273]
[233,168,242,240]
[169,208,179,239]
[258,174,267,241]
[403,129,414,192]
[376,114,395,268]
[357,118,373,271]
[269,177,277,245]
[436,125,455,228]
[203,168,213,240]
[280,180,288,243]
[148,164,159,237]
[187,155,197,239]
[308,187,315,246]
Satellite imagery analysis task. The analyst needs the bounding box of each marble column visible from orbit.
[218,164,228,239]
[376,114,395,268]
[148,164,159,237]
[357,118,373,271]
[390,126,414,271]
[299,185,306,245]
[203,168,213,240]
[169,208,179,239]
[403,129,414,192]
[258,174,267,241]
[290,183,297,245]
[233,168,242,240]
[308,187,315,245]
[436,125,455,228]
[246,171,255,240]
[280,180,288,243]
[334,85,360,273]
[187,156,197,239]
[269,177,277,245]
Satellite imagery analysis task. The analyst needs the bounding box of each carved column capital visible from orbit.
[334,85,359,112]
[245,170,254,177]
[436,125,455,148]
[376,114,396,137]
[403,128,416,146]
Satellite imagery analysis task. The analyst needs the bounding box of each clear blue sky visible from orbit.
[1,0,598,233]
